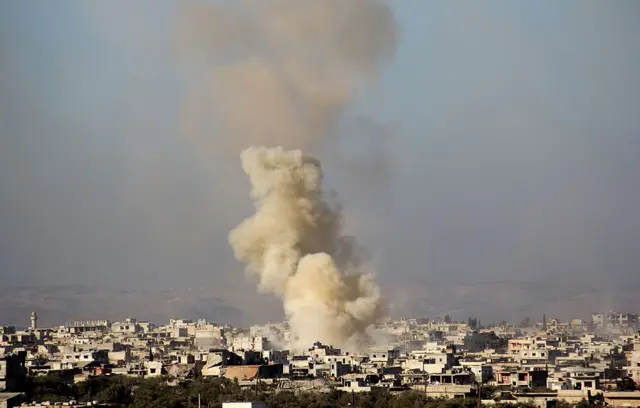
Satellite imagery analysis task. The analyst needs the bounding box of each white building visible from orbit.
[111,318,142,335]
[222,403,267,408]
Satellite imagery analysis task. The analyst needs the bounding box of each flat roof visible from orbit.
[605,392,640,399]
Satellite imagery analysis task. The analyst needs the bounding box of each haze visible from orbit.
[1,1,639,324]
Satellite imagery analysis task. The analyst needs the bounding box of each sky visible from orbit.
[1,0,639,303]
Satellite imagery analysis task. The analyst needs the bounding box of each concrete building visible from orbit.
[421,384,474,399]
[604,391,640,407]
[464,332,505,352]
[223,364,283,381]
[368,349,399,368]
[625,342,640,385]
[61,349,109,365]
[288,355,312,378]
[0,353,26,392]
[64,320,111,333]
[0,393,23,408]
[459,361,493,383]
[0,328,15,336]
[429,370,474,385]
[194,325,224,349]
[405,351,455,374]
[495,369,548,388]
[222,403,267,408]
[111,318,142,334]
[201,350,243,377]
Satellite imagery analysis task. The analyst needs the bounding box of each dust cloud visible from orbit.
[229,147,385,348]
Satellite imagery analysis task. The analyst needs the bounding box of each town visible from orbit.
[1,310,639,407]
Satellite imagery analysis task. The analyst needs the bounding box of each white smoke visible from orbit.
[229,147,385,348]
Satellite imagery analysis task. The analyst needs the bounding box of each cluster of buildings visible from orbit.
[1,310,640,407]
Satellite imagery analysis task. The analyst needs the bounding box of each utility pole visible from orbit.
[198,393,201,408]
[255,371,260,400]
[424,373,428,396]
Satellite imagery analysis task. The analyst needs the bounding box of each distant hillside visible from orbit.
[0,284,279,328]
[386,279,640,323]
[1,280,638,328]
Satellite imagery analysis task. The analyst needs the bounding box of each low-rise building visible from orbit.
[0,353,26,391]
[495,369,548,388]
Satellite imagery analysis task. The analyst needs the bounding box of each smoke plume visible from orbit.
[229,147,384,348]
[178,0,396,346]
[177,0,396,154]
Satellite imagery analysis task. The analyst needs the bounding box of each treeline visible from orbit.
[23,375,602,408]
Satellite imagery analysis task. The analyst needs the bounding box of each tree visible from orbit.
[25,375,76,403]
[616,376,638,391]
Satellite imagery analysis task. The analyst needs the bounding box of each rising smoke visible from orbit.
[229,147,385,348]
[177,0,397,347]
[177,0,396,154]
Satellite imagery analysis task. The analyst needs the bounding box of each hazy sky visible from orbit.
[1,0,639,296]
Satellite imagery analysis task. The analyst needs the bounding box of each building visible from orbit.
[0,393,23,408]
[429,370,474,385]
[222,403,267,408]
[223,364,283,381]
[592,311,639,328]
[604,391,640,407]
[0,327,15,336]
[111,318,142,334]
[194,325,224,349]
[421,384,475,399]
[406,351,455,374]
[625,342,640,385]
[464,331,505,352]
[368,349,400,368]
[495,369,548,388]
[64,320,111,333]
[61,349,109,365]
[459,361,493,383]
[0,353,26,392]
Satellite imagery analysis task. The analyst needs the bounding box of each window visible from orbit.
[150,368,156,374]
[373,354,377,358]
[584,381,593,388]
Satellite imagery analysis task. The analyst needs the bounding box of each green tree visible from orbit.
[616,376,638,391]
[25,375,76,403]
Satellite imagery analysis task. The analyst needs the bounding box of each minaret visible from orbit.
[30,312,38,331]
[542,314,547,331]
